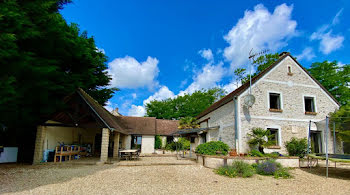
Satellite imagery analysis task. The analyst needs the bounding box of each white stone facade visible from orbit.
[198,55,340,155]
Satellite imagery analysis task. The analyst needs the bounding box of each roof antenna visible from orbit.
[244,48,269,108]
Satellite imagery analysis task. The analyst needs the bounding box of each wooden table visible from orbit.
[119,149,139,160]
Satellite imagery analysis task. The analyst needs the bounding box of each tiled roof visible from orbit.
[196,52,340,119]
[78,89,179,135]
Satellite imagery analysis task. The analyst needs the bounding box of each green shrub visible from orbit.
[284,137,307,158]
[154,135,162,149]
[274,168,292,179]
[256,159,281,175]
[195,141,230,155]
[248,149,264,157]
[216,161,255,178]
[164,138,190,151]
[216,166,238,178]
[264,152,280,158]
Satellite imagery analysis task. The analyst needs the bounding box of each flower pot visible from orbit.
[229,150,237,156]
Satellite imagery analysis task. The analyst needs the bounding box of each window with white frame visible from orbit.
[269,93,281,110]
[267,128,279,146]
[304,96,316,113]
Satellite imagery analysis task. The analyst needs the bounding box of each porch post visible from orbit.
[113,132,120,158]
[100,128,110,163]
[33,126,46,164]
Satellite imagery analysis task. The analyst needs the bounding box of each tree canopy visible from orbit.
[145,88,225,119]
[308,61,349,106]
[0,0,117,160]
[0,0,117,131]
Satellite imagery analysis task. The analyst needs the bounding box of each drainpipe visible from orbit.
[233,96,239,154]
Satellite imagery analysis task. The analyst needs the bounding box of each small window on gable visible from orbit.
[269,93,282,111]
[267,128,279,146]
[287,66,293,75]
[304,96,316,114]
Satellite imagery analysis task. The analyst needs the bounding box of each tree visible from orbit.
[178,117,200,129]
[330,105,350,142]
[308,61,349,105]
[145,88,225,119]
[237,53,280,84]
[0,0,117,161]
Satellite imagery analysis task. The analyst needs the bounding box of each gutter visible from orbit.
[77,91,115,131]
[233,96,239,153]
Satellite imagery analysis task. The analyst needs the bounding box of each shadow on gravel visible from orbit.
[301,166,350,180]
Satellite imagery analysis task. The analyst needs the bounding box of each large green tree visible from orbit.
[0,0,117,161]
[308,61,349,106]
[146,88,225,119]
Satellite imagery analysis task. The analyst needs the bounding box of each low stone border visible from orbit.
[196,154,300,169]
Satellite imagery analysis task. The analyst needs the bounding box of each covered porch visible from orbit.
[32,89,129,164]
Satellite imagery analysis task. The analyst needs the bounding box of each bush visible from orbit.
[195,141,230,155]
[164,138,190,151]
[248,149,264,157]
[256,159,281,175]
[216,161,255,178]
[264,152,280,158]
[285,137,307,158]
[274,168,292,179]
[154,135,162,149]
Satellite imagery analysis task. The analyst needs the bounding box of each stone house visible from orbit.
[181,52,341,154]
[33,88,178,164]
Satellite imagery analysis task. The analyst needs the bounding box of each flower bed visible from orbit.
[196,154,299,168]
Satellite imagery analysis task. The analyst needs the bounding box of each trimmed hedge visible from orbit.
[195,141,229,155]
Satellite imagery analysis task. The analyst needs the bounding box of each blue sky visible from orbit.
[61,0,350,116]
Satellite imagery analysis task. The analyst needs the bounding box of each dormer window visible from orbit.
[287,66,293,76]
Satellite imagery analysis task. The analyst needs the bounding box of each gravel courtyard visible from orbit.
[1,157,350,195]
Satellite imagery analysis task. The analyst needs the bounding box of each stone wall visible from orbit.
[198,101,236,149]
[100,128,109,162]
[238,56,339,154]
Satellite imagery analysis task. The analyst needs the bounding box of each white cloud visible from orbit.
[96,47,105,54]
[132,93,137,99]
[310,9,345,55]
[222,81,239,94]
[332,9,343,25]
[128,105,146,117]
[295,47,316,61]
[311,30,344,54]
[198,49,214,61]
[104,101,113,112]
[127,86,175,117]
[179,62,226,95]
[223,3,297,69]
[108,56,159,89]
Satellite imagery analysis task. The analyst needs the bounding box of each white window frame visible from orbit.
[303,95,317,113]
[265,125,282,147]
[267,91,283,110]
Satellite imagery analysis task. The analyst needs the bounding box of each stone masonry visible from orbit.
[33,126,46,164]
[113,132,120,158]
[100,128,110,162]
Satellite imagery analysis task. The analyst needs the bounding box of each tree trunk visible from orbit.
[258,145,264,154]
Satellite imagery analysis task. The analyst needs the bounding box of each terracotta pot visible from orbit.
[229,150,237,156]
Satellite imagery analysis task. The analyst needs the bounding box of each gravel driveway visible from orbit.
[1,157,350,195]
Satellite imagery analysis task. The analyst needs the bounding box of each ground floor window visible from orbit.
[267,128,279,146]
[131,135,142,149]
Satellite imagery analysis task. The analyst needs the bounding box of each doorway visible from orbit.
[311,131,322,153]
